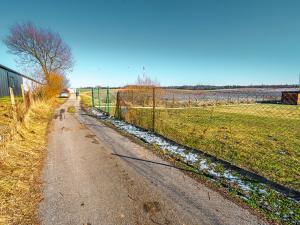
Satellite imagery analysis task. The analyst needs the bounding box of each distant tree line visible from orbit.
[163,84,299,90]
[81,84,299,90]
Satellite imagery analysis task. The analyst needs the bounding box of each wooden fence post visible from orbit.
[9,87,17,121]
[9,87,15,106]
[29,90,34,105]
[21,84,25,102]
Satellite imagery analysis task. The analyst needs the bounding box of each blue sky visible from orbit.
[1,0,300,87]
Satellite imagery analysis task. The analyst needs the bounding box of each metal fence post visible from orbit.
[91,88,95,107]
[115,91,120,119]
[98,87,100,110]
[106,86,110,114]
[172,94,175,107]
[152,87,156,132]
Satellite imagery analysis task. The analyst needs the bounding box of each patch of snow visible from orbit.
[198,160,209,170]
[207,169,221,178]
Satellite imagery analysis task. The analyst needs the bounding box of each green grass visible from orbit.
[123,104,300,191]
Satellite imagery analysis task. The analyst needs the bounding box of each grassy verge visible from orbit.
[0,98,64,225]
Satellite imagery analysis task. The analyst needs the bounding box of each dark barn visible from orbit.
[281,91,300,105]
[0,64,23,98]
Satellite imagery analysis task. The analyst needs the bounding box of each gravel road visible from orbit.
[39,95,268,225]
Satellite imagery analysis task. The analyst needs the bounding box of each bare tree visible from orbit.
[136,74,160,86]
[4,22,74,83]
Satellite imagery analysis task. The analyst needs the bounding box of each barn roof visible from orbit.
[0,64,44,85]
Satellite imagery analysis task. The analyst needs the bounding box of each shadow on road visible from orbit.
[112,153,198,174]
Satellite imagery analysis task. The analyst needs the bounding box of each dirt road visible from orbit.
[39,95,267,225]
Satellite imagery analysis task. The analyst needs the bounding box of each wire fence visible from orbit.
[84,85,300,191]
[81,87,117,115]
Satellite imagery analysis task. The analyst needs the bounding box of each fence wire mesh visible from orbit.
[83,86,300,190]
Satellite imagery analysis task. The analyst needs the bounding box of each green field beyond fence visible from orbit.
[80,87,300,191]
[80,87,117,115]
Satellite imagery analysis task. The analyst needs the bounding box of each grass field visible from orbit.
[126,104,300,191]
[80,89,300,191]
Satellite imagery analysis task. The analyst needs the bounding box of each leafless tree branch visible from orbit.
[4,22,74,83]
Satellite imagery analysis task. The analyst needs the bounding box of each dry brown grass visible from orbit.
[0,97,25,146]
[0,99,57,225]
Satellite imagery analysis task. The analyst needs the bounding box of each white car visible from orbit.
[59,92,69,98]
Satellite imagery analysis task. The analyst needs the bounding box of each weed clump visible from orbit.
[67,106,76,113]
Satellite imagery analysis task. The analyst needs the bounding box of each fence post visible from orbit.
[98,87,101,110]
[106,87,110,114]
[9,87,15,106]
[172,94,175,107]
[9,87,17,121]
[115,91,120,119]
[91,88,95,107]
[21,84,25,102]
[29,90,34,105]
[152,87,156,132]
